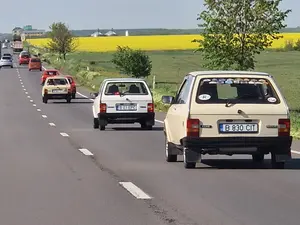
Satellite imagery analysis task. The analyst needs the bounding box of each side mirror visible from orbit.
[162,96,174,104]
[90,92,98,98]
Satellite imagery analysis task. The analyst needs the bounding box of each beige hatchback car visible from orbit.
[162,71,292,169]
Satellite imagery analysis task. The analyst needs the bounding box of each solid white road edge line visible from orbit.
[119,182,152,199]
[60,132,69,137]
[79,148,93,156]
[49,123,56,126]
[292,150,300,155]
[42,66,165,123]
[42,115,47,118]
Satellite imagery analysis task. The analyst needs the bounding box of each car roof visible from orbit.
[45,76,67,80]
[188,71,270,77]
[103,78,146,82]
[44,69,58,72]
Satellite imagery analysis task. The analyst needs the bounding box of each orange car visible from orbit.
[65,75,77,98]
[28,58,42,71]
[41,69,59,85]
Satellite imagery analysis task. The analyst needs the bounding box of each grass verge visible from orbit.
[28,44,300,139]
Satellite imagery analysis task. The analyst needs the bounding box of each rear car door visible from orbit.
[166,75,194,144]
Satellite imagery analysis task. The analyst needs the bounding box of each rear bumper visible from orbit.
[44,93,70,99]
[98,112,155,124]
[181,136,292,155]
[19,60,29,64]
[0,63,13,67]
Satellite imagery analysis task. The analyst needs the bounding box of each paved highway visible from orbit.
[2,48,300,225]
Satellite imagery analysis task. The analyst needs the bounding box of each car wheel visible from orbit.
[42,96,48,104]
[29,69,31,71]
[72,93,76,99]
[271,153,285,169]
[11,66,13,68]
[66,96,71,103]
[165,137,177,162]
[100,125,105,130]
[40,68,42,71]
[252,154,264,163]
[183,147,196,169]
[93,118,99,129]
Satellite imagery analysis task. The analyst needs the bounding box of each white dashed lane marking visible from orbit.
[42,115,47,118]
[60,132,69,137]
[30,100,33,102]
[25,92,28,94]
[79,148,93,156]
[49,123,56,126]
[119,182,152,199]
[37,109,41,111]
[33,104,36,107]
[27,96,30,98]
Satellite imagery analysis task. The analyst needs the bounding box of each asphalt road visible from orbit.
[2,48,300,225]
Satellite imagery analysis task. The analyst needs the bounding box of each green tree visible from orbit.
[46,22,77,60]
[193,0,291,70]
[112,46,152,78]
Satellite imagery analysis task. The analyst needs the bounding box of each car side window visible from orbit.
[174,76,192,104]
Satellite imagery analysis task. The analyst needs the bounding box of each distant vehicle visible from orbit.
[2,43,7,49]
[41,69,59,85]
[19,53,30,65]
[42,76,72,103]
[91,78,155,130]
[64,75,77,99]
[162,71,292,169]
[0,56,13,68]
[28,57,42,71]
[12,41,23,54]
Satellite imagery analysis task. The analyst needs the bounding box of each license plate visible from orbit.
[52,89,64,93]
[116,104,137,111]
[219,123,258,133]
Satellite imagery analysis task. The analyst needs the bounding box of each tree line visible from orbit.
[45,0,290,77]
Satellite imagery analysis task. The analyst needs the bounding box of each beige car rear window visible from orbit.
[195,77,280,104]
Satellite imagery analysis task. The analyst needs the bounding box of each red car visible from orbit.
[65,75,77,98]
[41,69,59,85]
[19,54,30,65]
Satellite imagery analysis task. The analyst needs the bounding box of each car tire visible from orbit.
[72,93,76,99]
[42,96,48,104]
[93,118,99,129]
[141,122,152,130]
[252,154,264,163]
[29,69,31,71]
[11,66,13,68]
[165,137,177,162]
[183,148,196,169]
[271,153,285,169]
[66,96,71,103]
[100,125,105,130]
[40,68,42,71]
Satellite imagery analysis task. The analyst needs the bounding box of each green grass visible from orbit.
[30,46,300,138]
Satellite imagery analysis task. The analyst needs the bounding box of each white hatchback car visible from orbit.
[92,78,155,130]
[162,71,292,169]
[0,56,13,68]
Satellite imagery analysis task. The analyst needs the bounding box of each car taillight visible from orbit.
[278,119,290,136]
[44,89,48,94]
[187,119,200,137]
[100,103,106,113]
[147,103,154,112]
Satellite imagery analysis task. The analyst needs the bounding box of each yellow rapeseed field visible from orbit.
[27,33,300,52]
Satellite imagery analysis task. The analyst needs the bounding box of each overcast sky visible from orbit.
[4,0,298,32]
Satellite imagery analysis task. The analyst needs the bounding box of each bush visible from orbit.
[111,46,152,78]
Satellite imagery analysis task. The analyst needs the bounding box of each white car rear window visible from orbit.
[105,82,149,95]
[195,77,280,104]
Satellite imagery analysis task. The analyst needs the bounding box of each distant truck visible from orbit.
[12,41,23,54]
